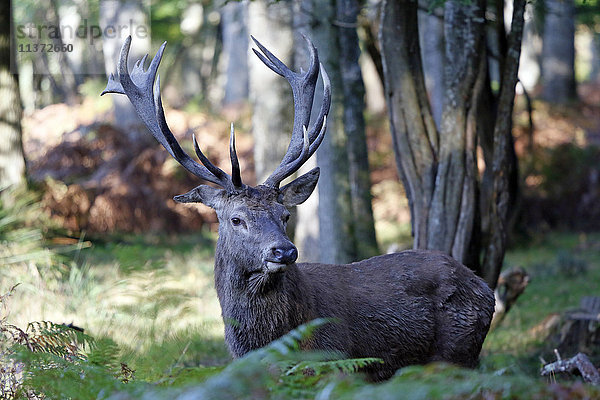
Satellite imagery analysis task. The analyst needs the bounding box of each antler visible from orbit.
[252,35,331,188]
[101,35,242,192]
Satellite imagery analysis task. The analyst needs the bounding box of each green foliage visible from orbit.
[0,190,51,266]
[91,318,600,399]
[575,0,600,27]
[0,286,145,399]
[15,347,143,399]
[3,197,600,399]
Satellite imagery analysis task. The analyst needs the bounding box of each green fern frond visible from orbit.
[25,321,95,359]
[264,317,333,358]
[286,357,384,376]
[87,337,121,371]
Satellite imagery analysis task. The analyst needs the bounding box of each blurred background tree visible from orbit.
[6,0,600,280]
[0,0,26,197]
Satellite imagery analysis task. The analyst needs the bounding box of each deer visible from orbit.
[102,35,495,381]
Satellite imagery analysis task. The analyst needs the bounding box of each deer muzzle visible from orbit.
[264,245,298,273]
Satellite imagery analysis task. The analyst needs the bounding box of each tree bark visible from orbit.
[431,0,484,264]
[292,1,320,262]
[337,0,379,259]
[380,0,521,285]
[418,4,445,128]
[380,0,439,253]
[541,0,577,103]
[248,0,294,184]
[100,0,152,144]
[482,0,527,287]
[0,0,26,193]
[309,0,356,264]
[221,1,249,107]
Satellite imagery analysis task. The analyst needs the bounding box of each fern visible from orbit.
[284,357,384,376]
[0,285,138,399]
[263,317,333,358]
[153,320,382,399]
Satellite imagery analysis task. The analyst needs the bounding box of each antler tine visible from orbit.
[101,36,236,191]
[229,123,243,188]
[254,36,330,188]
[306,64,331,158]
[192,134,228,182]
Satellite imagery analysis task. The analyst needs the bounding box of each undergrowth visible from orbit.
[2,192,600,398]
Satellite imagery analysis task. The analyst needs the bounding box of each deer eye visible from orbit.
[231,217,243,226]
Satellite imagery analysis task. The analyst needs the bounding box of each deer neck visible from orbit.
[213,241,305,302]
[213,241,312,353]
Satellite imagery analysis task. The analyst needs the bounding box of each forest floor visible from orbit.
[1,229,599,397]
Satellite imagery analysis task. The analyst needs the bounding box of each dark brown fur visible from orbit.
[102,36,494,380]
[210,187,495,381]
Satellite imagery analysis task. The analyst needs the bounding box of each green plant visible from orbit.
[0,285,141,399]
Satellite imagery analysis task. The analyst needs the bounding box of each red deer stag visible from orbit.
[102,35,495,380]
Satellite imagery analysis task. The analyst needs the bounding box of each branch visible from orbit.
[481,0,526,288]
[541,351,600,385]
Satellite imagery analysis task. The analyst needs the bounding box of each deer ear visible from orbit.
[173,185,225,209]
[280,167,320,207]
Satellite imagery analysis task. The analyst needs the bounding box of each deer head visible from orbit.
[102,36,330,291]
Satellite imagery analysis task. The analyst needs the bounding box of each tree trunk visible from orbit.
[100,0,152,144]
[293,3,321,262]
[221,1,249,107]
[0,0,26,194]
[541,0,576,103]
[592,32,600,82]
[248,0,377,264]
[309,0,356,264]
[177,3,206,106]
[482,0,527,287]
[518,2,542,92]
[418,4,445,128]
[432,0,485,265]
[248,0,294,184]
[380,0,523,287]
[48,0,79,103]
[337,0,379,259]
[380,0,439,253]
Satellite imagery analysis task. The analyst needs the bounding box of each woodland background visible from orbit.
[1,0,600,398]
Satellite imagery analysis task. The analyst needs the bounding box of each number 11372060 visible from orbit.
[18,43,74,53]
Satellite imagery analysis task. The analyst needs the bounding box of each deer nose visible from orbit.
[271,246,298,264]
